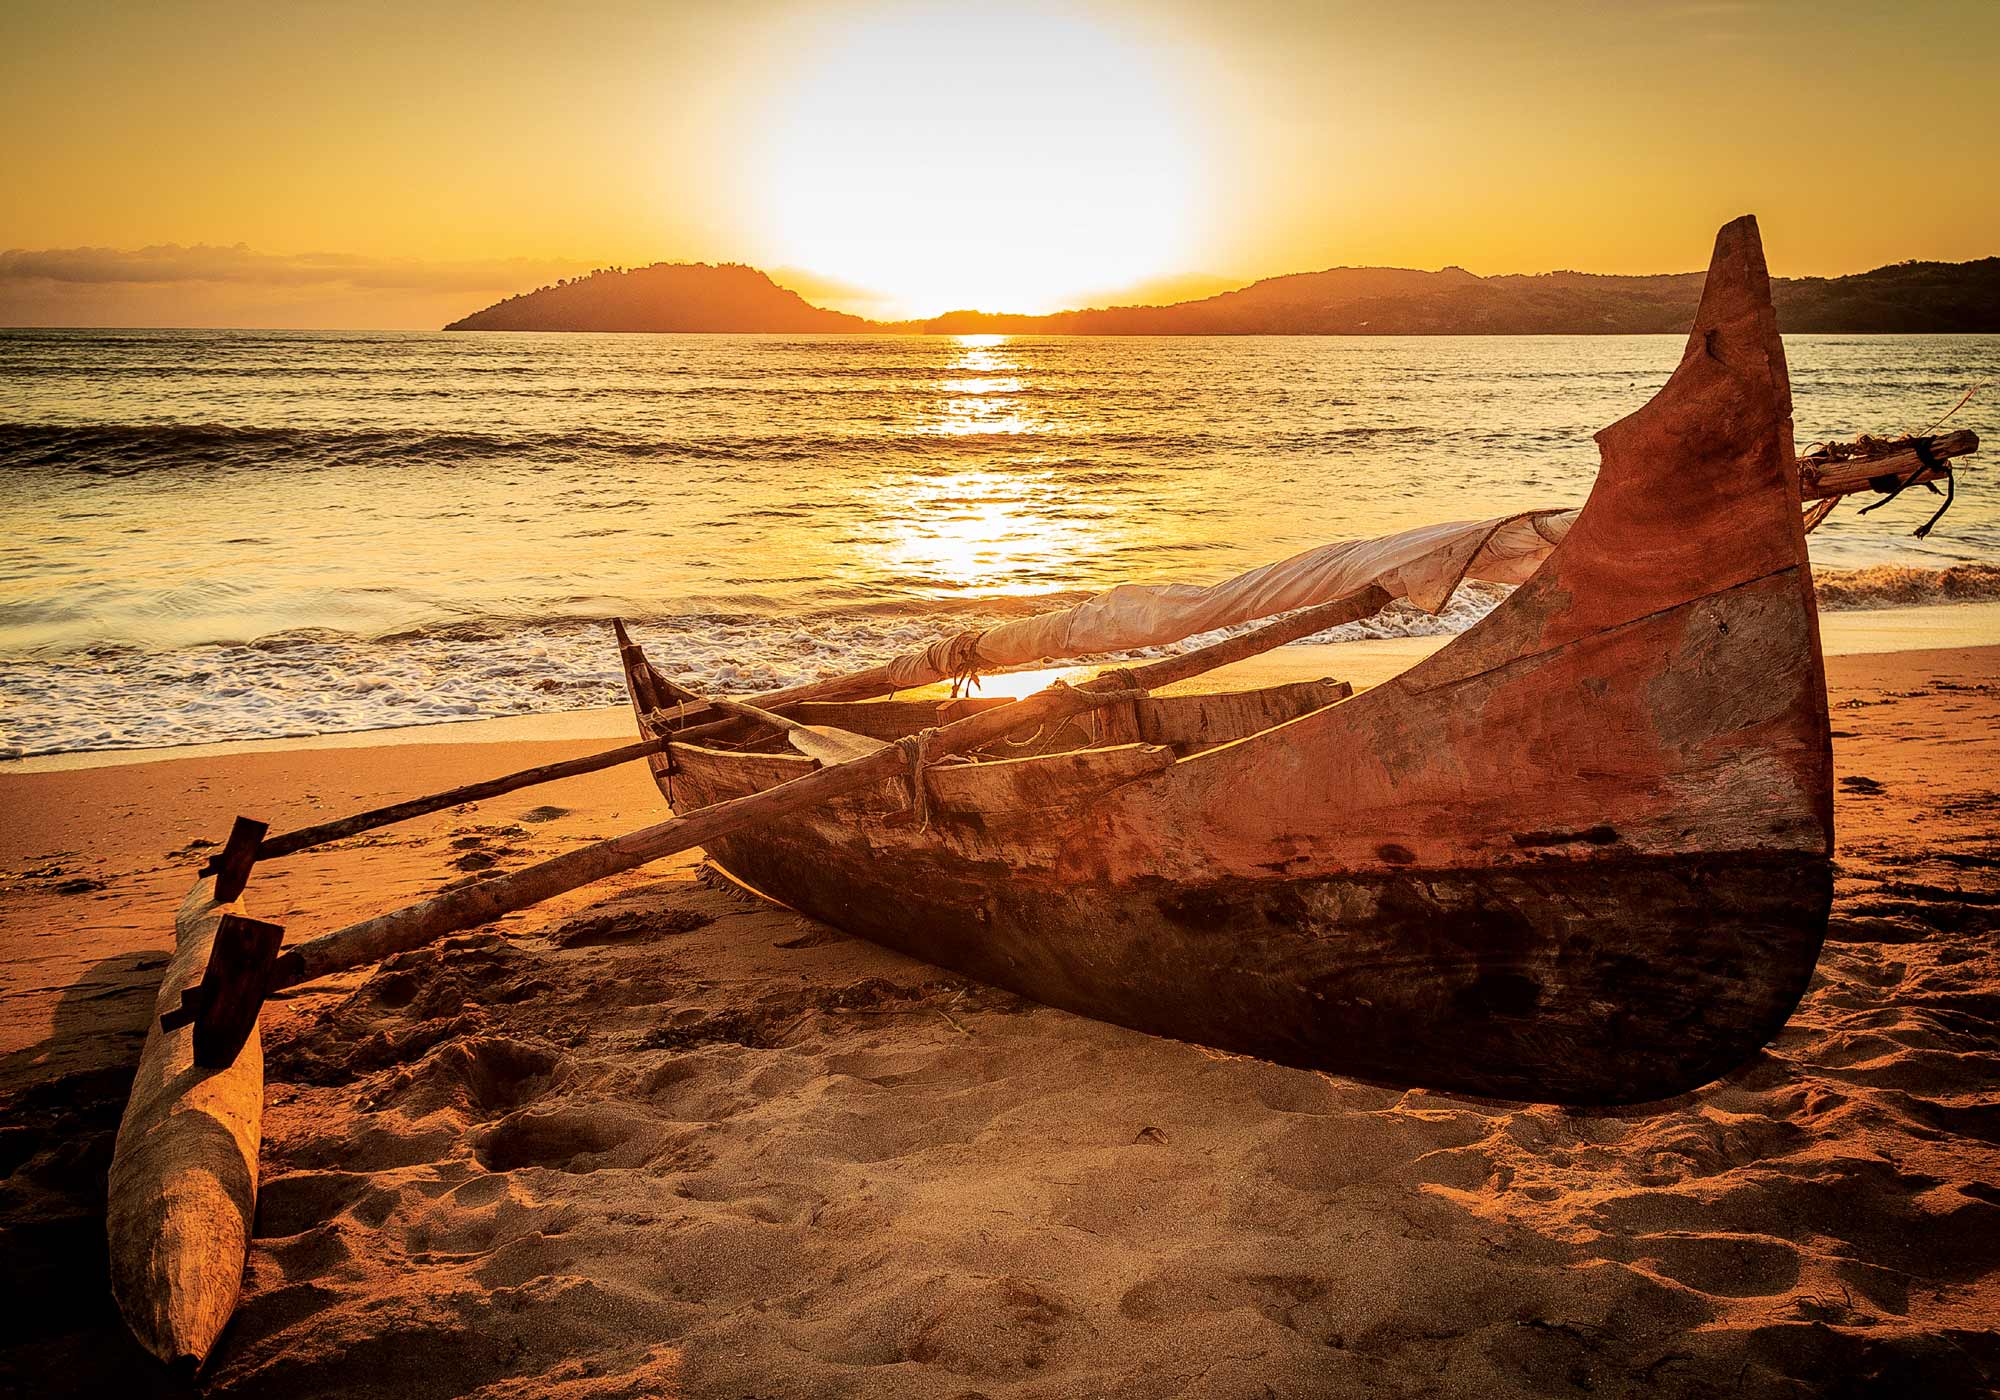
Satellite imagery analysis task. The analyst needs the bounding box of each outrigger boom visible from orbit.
[109,215,1978,1370]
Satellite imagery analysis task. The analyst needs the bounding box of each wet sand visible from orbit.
[1,643,1997,1397]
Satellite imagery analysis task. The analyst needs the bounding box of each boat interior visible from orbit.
[656,673,1356,767]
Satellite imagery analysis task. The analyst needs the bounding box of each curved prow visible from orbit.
[1576,213,1805,630]
[1060,216,1834,1101]
[1403,213,1831,854]
[1416,216,1808,663]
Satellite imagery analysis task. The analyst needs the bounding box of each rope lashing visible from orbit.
[895,727,939,830]
[893,676,1153,827]
[946,634,986,698]
[885,628,989,695]
[1857,436,1956,537]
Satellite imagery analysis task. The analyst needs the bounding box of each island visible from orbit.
[447,254,2000,335]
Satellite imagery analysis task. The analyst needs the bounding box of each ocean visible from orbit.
[2,328,1995,758]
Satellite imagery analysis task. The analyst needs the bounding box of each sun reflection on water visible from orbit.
[868,336,1118,595]
[873,466,1101,594]
[914,335,1035,437]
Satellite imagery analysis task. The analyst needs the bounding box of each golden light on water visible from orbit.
[869,336,1112,593]
[753,3,1206,317]
[921,336,1033,437]
[874,466,1087,594]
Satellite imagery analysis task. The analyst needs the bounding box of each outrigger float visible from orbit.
[109,217,1978,1367]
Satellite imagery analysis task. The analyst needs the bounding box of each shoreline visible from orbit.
[9,598,2000,775]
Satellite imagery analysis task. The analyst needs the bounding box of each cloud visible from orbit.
[0,243,599,328]
[0,243,587,293]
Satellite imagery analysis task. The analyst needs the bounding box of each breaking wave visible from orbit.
[1814,561,2000,609]
[5,569,1991,759]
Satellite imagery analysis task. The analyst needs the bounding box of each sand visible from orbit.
[2,643,1998,1397]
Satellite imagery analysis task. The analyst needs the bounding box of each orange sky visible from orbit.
[3,0,1995,326]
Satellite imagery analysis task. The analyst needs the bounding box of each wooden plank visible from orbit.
[922,742,1175,817]
[786,696,1015,741]
[667,742,816,796]
[107,879,264,1369]
[1133,678,1353,752]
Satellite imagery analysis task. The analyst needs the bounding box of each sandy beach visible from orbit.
[2,629,1996,1398]
[10,3,1998,1393]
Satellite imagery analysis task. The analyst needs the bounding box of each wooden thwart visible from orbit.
[156,913,285,1069]
[208,816,266,901]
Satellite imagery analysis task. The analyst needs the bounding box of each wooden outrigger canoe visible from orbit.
[621,215,1834,1106]
[107,214,1978,1370]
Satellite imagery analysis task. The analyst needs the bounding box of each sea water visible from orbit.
[2,329,1995,756]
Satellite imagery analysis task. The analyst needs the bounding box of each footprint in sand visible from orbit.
[1630,1231,1803,1297]
[552,908,712,948]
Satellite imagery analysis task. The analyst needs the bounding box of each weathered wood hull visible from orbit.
[689,827,1825,1103]
[631,216,1834,1105]
[107,879,264,1367]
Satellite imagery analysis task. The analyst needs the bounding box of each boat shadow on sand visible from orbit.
[0,948,200,1395]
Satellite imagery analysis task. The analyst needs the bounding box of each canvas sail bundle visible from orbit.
[883,508,1580,690]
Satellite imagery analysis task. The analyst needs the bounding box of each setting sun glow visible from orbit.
[753,3,1207,318]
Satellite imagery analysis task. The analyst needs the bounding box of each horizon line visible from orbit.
[5,241,1998,333]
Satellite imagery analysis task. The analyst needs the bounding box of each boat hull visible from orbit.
[696,827,1826,1103]
[629,216,1834,1106]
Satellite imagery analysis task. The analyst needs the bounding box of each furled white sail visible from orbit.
[883,509,1578,689]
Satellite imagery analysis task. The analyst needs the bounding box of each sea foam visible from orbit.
[4,570,1992,759]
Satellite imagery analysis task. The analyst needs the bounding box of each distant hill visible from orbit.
[447,255,2000,335]
[444,262,870,332]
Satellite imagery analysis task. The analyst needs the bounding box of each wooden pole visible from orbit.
[1798,429,1977,502]
[268,585,1394,991]
[235,736,668,865]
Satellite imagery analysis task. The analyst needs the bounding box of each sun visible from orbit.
[752,3,1208,318]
